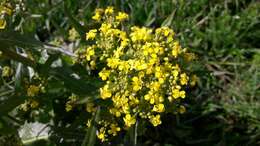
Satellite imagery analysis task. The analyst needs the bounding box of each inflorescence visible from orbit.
[79,6,197,142]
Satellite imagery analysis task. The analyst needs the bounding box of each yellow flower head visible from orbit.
[86,29,97,40]
[81,6,196,140]
[123,114,136,127]
[0,5,13,15]
[108,123,121,136]
[100,85,112,99]
[30,100,39,108]
[132,76,142,92]
[180,73,189,85]
[0,19,6,29]
[179,105,186,114]
[86,102,96,113]
[92,8,103,21]
[68,27,79,41]
[116,12,128,21]
[149,115,162,127]
[97,127,107,142]
[99,69,110,81]
[1,66,12,77]
[105,6,114,15]
[152,103,165,113]
[130,27,152,42]
[27,85,40,97]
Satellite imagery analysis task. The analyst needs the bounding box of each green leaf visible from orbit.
[0,31,43,49]
[161,10,176,27]
[14,63,23,92]
[0,118,17,135]
[144,3,157,26]
[81,107,100,146]
[0,48,36,68]
[0,95,26,115]
[0,31,44,67]
[48,67,97,96]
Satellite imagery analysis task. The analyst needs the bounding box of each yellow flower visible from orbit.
[132,76,142,92]
[86,46,95,61]
[107,58,120,69]
[109,108,122,117]
[27,85,40,97]
[172,42,181,58]
[116,12,128,21]
[92,8,103,21]
[0,19,6,29]
[68,94,78,101]
[172,88,186,99]
[118,61,130,72]
[135,61,147,70]
[68,27,79,41]
[120,39,129,48]
[179,90,185,98]
[190,75,198,86]
[1,6,13,15]
[149,115,161,127]
[90,60,96,69]
[86,102,96,113]
[152,103,165,113]
[86,29,97,40]
[99,69,110,81]
[172,70,179,77]
[1,66,12,77]
[179,105,186,114]
[123,114,136,127]
[100,23,112,34]
[92,13,101,21]
[20,101,29,112]
[105,6,114,15]
[184,52,196,61]
[129,95,139,105]
[86,119,92,128]
[180,73,188,85]
[150,81,161,91]
[30,100,39,108]
[144,94,151,101]
[97,127,107,142]
[100,85,112,99]
[130,27,152,42]
[108,124,121,136]
[65,103,73,112]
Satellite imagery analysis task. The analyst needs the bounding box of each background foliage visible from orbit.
[0,0,259,146]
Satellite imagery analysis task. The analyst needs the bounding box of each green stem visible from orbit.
[81,107,100,146]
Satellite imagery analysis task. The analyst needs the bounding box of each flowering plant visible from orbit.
[0,3,197,144]
[76,6,197,142]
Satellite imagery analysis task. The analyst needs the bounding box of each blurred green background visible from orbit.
[0,0,259,146]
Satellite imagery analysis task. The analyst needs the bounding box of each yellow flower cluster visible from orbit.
[82,6,196,141]
[1,66,13,77]
[96,120,121,142]
[19,84,43,111]
[68,27,80,41]
[65,94,78,112]
[0,2,12,30]
[85,102,97,113]
[20,99,39,112]
[27,85,40,97]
